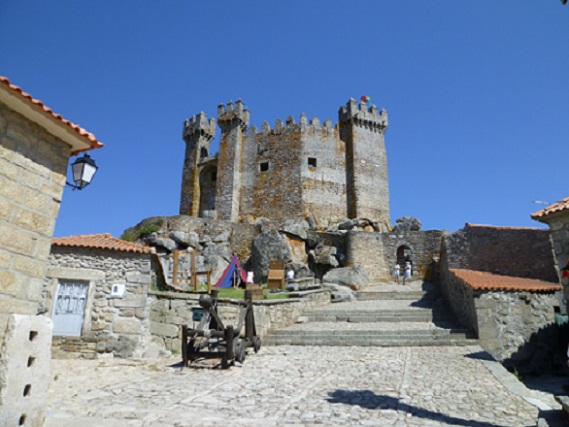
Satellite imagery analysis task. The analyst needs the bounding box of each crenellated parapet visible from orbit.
[338,98,388,134]
[249,113,336,136]
[183,112,217,142]
[217,99,250,133]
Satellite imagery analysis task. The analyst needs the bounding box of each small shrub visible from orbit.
[120,219,164,242]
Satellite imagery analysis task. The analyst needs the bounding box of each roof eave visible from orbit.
[0,82,103,156]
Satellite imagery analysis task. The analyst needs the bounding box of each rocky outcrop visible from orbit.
[393,216,422,232]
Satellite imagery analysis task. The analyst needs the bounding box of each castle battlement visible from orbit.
[247,113,336,136]
[339,98,388,133]
[183,112,217,140]
[217,99,250,131]
[180,98,390,226]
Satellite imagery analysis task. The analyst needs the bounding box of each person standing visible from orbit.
[403,261,411,285]
[394,263,400,284]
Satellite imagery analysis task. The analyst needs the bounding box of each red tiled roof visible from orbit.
[0,76,104,155]
[531,197,569,222]
[450,269,562,293]
[52,234,153,254]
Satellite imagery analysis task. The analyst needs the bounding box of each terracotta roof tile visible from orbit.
[449,269,562,293]
[52,234,153,254]
[0,76,104,155]
[531,197,569,222]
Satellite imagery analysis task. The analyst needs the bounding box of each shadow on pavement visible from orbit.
[464,350,495,361]
[326,389,532,427]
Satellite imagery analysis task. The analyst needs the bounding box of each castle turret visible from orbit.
[339,98,390,229]
[215,100,250,222]
[180,112,216,216]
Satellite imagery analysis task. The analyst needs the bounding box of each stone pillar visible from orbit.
[0,315,53,427]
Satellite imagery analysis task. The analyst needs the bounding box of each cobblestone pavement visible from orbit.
[44,345,563,427]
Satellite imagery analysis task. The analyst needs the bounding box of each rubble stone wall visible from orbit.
[46,247,155,359]
[347,230,444,283]
[241,127,305,223]
[301,125,348,227]
[542,215,569,313]
[149,289,331,352]
[442,224,558,281]
[442,270,558,368]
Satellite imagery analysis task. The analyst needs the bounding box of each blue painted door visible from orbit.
[53,281,89,336]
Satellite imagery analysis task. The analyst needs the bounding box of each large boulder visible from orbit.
[309,243,339,267]
[393,216,422,232]
[322,283,356,302]
[283,233,308,265]
[322,265,369,290]
[282,220,308,240]
[250,230,291,282]
[169,230,201,249]
[152,237,177,252]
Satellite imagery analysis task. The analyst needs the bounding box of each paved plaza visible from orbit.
[44,345,565,427]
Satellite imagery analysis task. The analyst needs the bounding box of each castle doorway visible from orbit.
[198,165,217,216]
[396,245,412,273]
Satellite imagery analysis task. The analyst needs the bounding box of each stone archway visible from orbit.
[396,245,413,275]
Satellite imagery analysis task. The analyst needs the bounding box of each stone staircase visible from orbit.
[264,282,478,347]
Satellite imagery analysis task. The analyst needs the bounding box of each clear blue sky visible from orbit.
[1,2,567,237]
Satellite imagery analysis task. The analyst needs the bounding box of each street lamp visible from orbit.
[66,153,98,190]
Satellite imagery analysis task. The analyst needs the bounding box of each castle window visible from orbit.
[308,157,317,168]
[211,171,217,181]
[200,147,208,158]
[260,161,269,172]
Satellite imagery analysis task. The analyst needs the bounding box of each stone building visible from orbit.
[179,99,390,230]
[46,234,160,359]
[531,197,569,313]
[439,224,563,371]
[0,76,102,426]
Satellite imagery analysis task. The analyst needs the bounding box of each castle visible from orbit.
[180,99,391,230]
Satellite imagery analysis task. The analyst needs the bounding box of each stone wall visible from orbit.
[541,215,569,313]
[0,101,71,427]
[241,124,305,224]
[347,230,444,283]
[442,224,558,281]
[46,247,156,359]
[442,271,559,372]
[149,289,330,352]
[300,123,347,227]
[0,102,70,330]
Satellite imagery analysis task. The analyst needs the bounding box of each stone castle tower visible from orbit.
[180,98,390,230]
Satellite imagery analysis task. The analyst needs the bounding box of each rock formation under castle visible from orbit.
[180,99,391,231]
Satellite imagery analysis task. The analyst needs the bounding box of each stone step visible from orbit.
[264,335,478,347]
[264,321,477,347]
[355,291,440,301]
[306,312,455,323]
[269,329,472,338]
